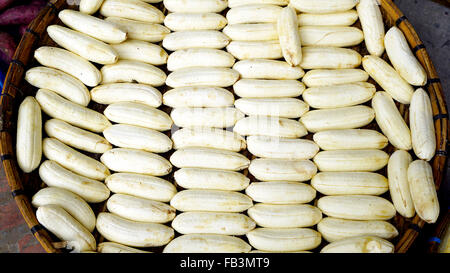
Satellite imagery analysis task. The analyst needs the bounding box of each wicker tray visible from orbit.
[0,0,448,253]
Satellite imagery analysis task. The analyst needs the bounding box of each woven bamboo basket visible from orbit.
[0,0,448,253]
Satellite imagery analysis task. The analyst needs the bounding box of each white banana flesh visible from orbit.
[223,23,278,41]
[299,26,364,47]
[103,124,172,153]
[91,83,162,107]
[228,0,288,8]
[235,98,309,118]
[170,147,250,171]
[79,0,104,14]
[248,204,322,228]
[407,160,440,224]
[170,190,253,213]
[105,172,176,202]
[313,129,388,150]
[233,59,305,80]
[36,205,96,253]
[166,67,239,88]
[233,79,305,98]
[290,0,358,14]
[164,12,227,31]
[302,69,369,87]
[31,187,96,232]
[245,182,316,204]
[101,60,166,87]
[99,0,165,23]
[170,107,244,128]
[226,4,283,25]
[97,242,151,253]
[226,40,282,60]
[356,0,385,56]
[105,17,170,43]
[106,193,176,223]
[320,236,394,253]
[248,158,317,182]
[234,116,308,138]
[302,82,376,109]
[16,96,42,173]
[300,106,375,133]
[410,88,436,161]
[163,0,227,13]
[100,148,172,176]
[110,40,168,65]
[174,168,250,191]
[167,48,235,71]
[163,30,230,51]
[247,135,319,160]
[300,46,362,69]
[246,228,322,252]
[25,66,90,106]
[317,195,396,221]
[311,172,389,196]
[388,150,415,218]
[298,10,359,26]
[172,212,256,235]
[277,6,302,66]
[372,91,412,150]
[163,86,234,108]
[39,160,110,203]
[313,150,389,172]
[96,212,174,247]
[47,25,118,65]
[163,234,251,253]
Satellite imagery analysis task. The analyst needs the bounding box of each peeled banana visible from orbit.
[226,4,282,25]
[91,83,162,107]
[320,236,394,253]
[298,10,359,26]
[174,168,250,191]
[99,0,165,23]
[313,129,388,150]
[233,59,305,80]
[246,228,322,252]
[388,150,415,218]
[101,60,166,87]
[79,0,104,14]
[245,182,316,204]
[163,30,230,51]
[164,12,227,31]
[167,48,235,71]
[299,26,364,47]
[302,69,369,87]
[166,67,239,88]
[277,6,302,66]
[313,149,389,172]
[246,135,319,160]
[226,40,282,60]
[170,107,244,128]
[110,40,168,65]
[248,204,322,228]
[357,0,385,56]
[97,242,150,253]
[248,158,317,182]
[233,79,305,98]
[290,0,358,14]
[234,116,308,138]
[223,23,278,41]
[300,46,362,69]
[163,86,234,108]
[163,234,251,253]
[163,0,227,13]
[105,17,170,42]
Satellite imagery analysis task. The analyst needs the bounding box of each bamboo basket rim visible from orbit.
[0,0,448,253]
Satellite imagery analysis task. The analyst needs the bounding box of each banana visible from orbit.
[96,212,174,247]
[302,82,375,109]
[101,60,166,87]
[235,98,309,118]
[170,189,253,213]
[39,160,110,203]
[249,158,317,182]
[311,172,389,196]
[299,26,364,47]
[59,10,127,44]
[247,135,319,160]
[172,127,246,152]
[233,79,305,98]
[245,181,316,204]
[300,106,375,133]
[226,40,282,60]
[248,204,322,228]
[103,124,172,153]
[172,212,256,235]
[31,187,96,232]
[277,6,302,66]
[407,160,440,224]
[164,12,227,31]
[34,47,101,88]
[163,0,227,13]
[362,55,414,104]
[357,0,385,56]
[372,91,412,150]
[388,150,415,218]
[174,168,250,191]
[250,250,312,253]
[313,150,389,172]
[298,10,359,26]
[35,89,111,133]
[234,116,308,138]
[36,205,96,252]
[16,97,42,173]
[385,26,427,86]
[163,86,234,108]
[318,217,399,243]
[226,4,283,25]
[313,129,388,150]
[170,147,250,171]
[166,67,239,88]
[47,25,118,65]
[110,40,168,65]
[106,193,176,223]
[100,148,172,176]
[43,137,109,180]
[171,107,244,128]
[300,46,362,69]
[79,0,104,14]
[104,102,172,131]
[163,234,251,253]
[91,83,162,107]
[233,59,305,80]
[290,0,358,14]
[105,17,170,42]
[25,67,90,106]
[410,88,436,161]
[97,242,151,253]
[320,236,394,253]
[99,0,165,23]
[163,30,230,51]
[317,195,396,221]
[302,69,369,87]
[167,48,235,71]
[228,0,288,8]
[246,228,322,252]
[105,173,176,202]
[222,23,278,41]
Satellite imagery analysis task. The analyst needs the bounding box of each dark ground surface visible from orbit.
[0,0,449,253]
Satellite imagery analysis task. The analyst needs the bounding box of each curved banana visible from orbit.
[167,48,235,71]
[356,0,385,56]
[298,10,358,26]
[174,168,250,191]
[79,0,104,14]
[300,46,361,69]
[234,116,308,138]
[246,228,322,252]
[313,129,388,150]
[245,182,316,204]
[299,26,364,47]
[320,236,394,253]
[226,40,282,60]
[91,83,162,107]
[249,158,317,182]
[170,107,244,128]
[99,0,165,23]
[233,79,305,98]
[388,150,415,218]
[163,86,234,108]
[226,4,282,24]
[163,30,230,51]
[163,0,227,13]
[164,12,227,31]
[105,17,170,42]
[313,150,389,172]
[247,135,319,160]
[166,67,239,88]
[110,40,168,65]
[223,23,278,41]
[233,59,305,80]
[97,242,151,253]
[163,234,251,253]
[278,6,302,66]
[101,60,166,87]
[302,68,369,87]
[290,0,358,14]
[248,204,322,228]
